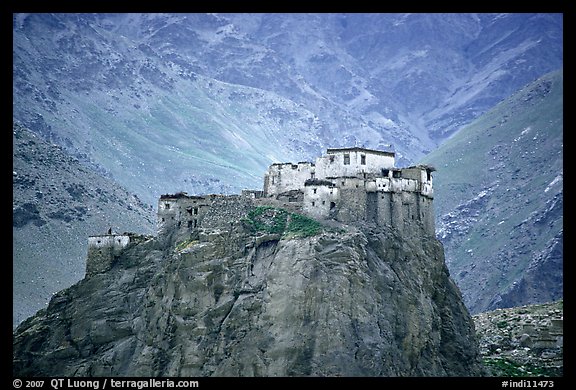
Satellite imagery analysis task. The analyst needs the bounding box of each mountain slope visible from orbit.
[13,13,563,205]
[13,123,156,329]
[420,69,563,314]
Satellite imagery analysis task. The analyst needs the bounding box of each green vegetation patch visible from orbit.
[243,206,322,238]
[496,320,509,329]
[483,357,558,377]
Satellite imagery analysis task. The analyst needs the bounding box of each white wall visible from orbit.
[264,162,315,196]
[303,185,338,218]
[88,235,130,249]
[315,150,395,179]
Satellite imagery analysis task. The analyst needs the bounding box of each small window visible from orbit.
[322,201,325,205]
[193,207,198,215]
[165,203,171,209]
[312,201,315,206]
[330,202,336,210]
[313,189,317,194]
[343,154,350,165]
[361,155,366,165]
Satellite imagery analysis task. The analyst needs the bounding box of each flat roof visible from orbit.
[326,147,395,157]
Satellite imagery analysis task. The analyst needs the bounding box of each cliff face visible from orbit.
[13,216,484,376]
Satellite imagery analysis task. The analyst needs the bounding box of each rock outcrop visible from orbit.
[13,212,484,376]
[473,300,563,377]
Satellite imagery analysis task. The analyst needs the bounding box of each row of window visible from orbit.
[342,154,367,165]
[310,200,337,209]
[163,202,200,215]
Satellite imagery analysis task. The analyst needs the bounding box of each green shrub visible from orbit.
[243,206,322,238]
[286,212,322,237]
[483,357,557,377]
[496,320,508,329]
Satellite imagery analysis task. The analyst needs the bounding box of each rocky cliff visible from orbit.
[13,212,484,376]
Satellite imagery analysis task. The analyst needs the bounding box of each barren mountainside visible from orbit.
[13,13,563,204]
[420,69,563,314]
[12,123,156,328]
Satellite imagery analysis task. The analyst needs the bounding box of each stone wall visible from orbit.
[157,195,212,235]
[86,234,130,277]
[201,195,254,229]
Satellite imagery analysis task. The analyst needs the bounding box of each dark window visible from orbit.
[165,203,171,209]
[313,189,317,194]
[343,154,350,165]
[193,207,198,215]
[361,155,366,165]
[330,202,336,210]
[188,221,193,228]
[311,172,315,179]
[382,169,389,177]
[393,170,401,178]
[312,201,315,206]
[322,201,325,205]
